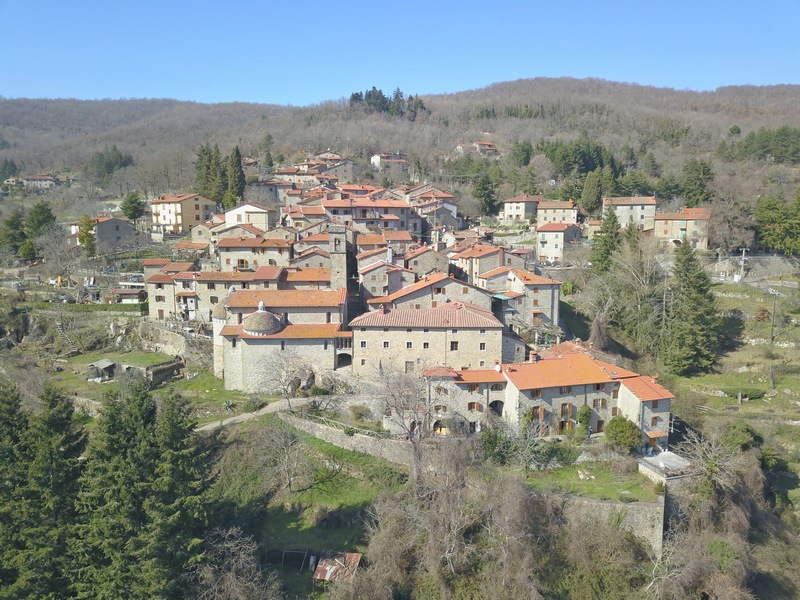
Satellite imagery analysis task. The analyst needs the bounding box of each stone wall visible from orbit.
[278,413,415,469]
[138,321,212,367]
[560,495,665,555]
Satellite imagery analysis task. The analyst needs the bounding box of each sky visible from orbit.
[1,0,798,105]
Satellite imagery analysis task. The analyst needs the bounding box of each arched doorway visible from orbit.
[336,353,352,368]
[433,420,448,436]
[489,400,504,417]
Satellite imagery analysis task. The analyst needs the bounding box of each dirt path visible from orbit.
[194,398,308,432]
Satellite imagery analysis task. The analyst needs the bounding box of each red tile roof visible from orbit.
[502,354,638,391]
[366,272,452,304]
[350,301,501,329]
[502,194,545,204]
[510,269,561,285]
[220,323,341,339]
[538,201,575,210]
[454,369,505,383]
[603,196,656,206]
[143,258,171,267]
[537,223,576,232]
[217,237,293,249]
[284,268,330,282]
[162,261,196,272]
[151,193,213,205]
[477,266,511,279]
[224,288,346,309]
[452,244,502,259]
[622,376,675,401]
[146,273,174,284]
[654,208,711,221]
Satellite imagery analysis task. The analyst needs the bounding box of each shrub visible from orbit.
[308,385,330,396]
[654,481,665,494]
[604,416,642,453]
[243,398,266,413]
[719,387,765,400]
[349,404,371,421]
[576,404,591,428]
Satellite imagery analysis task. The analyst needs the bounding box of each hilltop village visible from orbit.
[118,148,708,448]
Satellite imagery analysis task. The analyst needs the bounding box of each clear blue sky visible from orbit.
[2,0,798,105]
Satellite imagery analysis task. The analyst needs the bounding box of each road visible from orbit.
[194,397,309,432]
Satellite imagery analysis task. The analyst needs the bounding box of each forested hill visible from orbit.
[3,78,800,231]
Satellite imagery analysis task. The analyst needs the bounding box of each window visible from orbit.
[612,389,619,399]
[594,383,604,391]
[383,341,390,349]
[406,328,412,333]
[531,389,542,398]
[210,296,219,304]
[533,287,539,293]
[479,342,486,351]
[281,341,285,351]
[360,341,367,348]
[517,298,523,306]
[593,398,601,408]
[155,283,164,290]
[462,286,468,294]
[468,401,482,412]
[651,416,658,427]
[532,299,539,306]
[231,338,237,348]
[480,328,486,334]
[423,342,430,349]
[423,328,429,333]
[434,405,447,413]
[361,359,366,365]
[560,386,572,394]
[406,341,413,349]
[560,403,573,418]
[155,295,165,302]
[652,399,659,409]
[612,407,619,417]
[208,282,216,290]
[182,282,191,289]
[434,287,444,294]
[451,329,458,334]
[468,383,479,393]
[450,341,459,351]
[490,383,504,391]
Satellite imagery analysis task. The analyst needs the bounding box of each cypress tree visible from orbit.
[227,145,246,203]
[8,385,85,599]
[24,201,57,241]
[661,243,719,375]
[591,208,621,273]
[579,168,602,214]
[194,142,211,194]
[0,208,27,254]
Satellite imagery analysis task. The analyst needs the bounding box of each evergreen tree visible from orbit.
[194,142,211,194]
[8,385,85,599]
[0,208,27,254]
[622,217,641,249]
[24,200,57,241]
[224,145,246,209]
[76,215,97,256]
[473,173,500,215]
[681,158,715,207]
[590,208,621,273]
[661,243,720,375]
[139,394,208,598]
[70,376,160,598]
[0,379,28,591]
[579,168,602,214]
[206,144,226,204]
[519,166,538,195]
[120,191,146,227]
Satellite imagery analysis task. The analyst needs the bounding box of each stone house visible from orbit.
[617,376,674,450]
[358,261,416,303]
[536,223,582,263]
[497,194,543,225]
[403,245,450,278]
[217,237,294,271]
[652,207,711,251]
[150,193,217,234]
[69,216,135,254]
[350,302,504,376]
[536,200,578,227]
[602,196,656,230]
[366,272,494,311]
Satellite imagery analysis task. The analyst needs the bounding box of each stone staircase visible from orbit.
[55,320,79,352]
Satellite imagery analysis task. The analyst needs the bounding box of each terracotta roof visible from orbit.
[366,272,451,304]
[538,200,575,210]
[603,196,656,206]
[537,223,576,232]
[350,302,502,329]
[225,288,346,309]
[645,430,668,438]
[172,268,283,282]
[299,232,330,243]
[404,245,435,259]
[284,268,330,282]
[146,273,174,284]
[453,244,502,259]
[356,247,389,261]
[478,266,512,279]
[502,353,639,391]
[143,258,171,267]
[162,261,195,272]
[654,208,711,221]
[151,193,213,205]
[383,230,413,241]
[220,323,341,339]
[294,247,330,259]
[176,291,198,298]
[423,366,458,378]
[357,234,386,247]
[622,376,675,401]
[502,194,545,204]
[358,261,393,275]
[174,241,208,250]
[217,237,293,248]
[511,269,561,285]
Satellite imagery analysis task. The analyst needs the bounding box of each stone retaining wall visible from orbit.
[139,321,212,367]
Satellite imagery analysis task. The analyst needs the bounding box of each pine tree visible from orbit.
[681,158,715,207]
[661,243,720,375]
[194,142,211,194]
[0,208,27,254]
[76,215,97,256]
[24,200,57,241]
[0,379,28,592]
[591,208,621,273]
[473,174,499,216]
[139,393,208,598]
[120,191,146,228]
[8,385,85,599]
[69,376,160,598]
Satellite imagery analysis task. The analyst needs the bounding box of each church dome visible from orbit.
[211,298,228,320]
[242,301,282,335]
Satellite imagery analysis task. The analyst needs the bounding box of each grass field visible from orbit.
[526,461,659,503]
